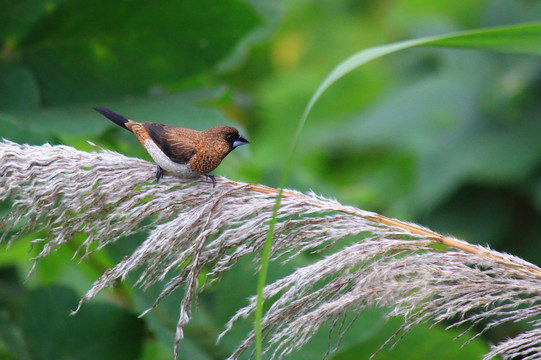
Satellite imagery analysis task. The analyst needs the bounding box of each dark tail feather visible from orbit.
[94,107,133,132]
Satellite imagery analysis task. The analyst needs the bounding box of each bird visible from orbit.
[94,107,249,186]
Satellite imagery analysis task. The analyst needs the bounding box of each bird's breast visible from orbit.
[188,150,224,174]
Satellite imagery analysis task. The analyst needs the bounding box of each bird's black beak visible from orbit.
[233,134,249,148]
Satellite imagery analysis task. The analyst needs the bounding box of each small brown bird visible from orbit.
[94,107,249,186]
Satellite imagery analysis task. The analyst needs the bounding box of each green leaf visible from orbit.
[0,267,31,360]
[20,286,144,360]
[5,88,239,138]
[107,235,217,360]
[0,115,51,145]
[0,0,70,42]
[0,63,40,110]
[415,119,541,208]
[291,308,385,360]
[10,0,261,105]
[314,47,541,212]
[334,317,489,360]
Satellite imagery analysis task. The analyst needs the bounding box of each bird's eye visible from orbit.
[225,133,235,142]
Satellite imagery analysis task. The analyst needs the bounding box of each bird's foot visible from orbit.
[205,174,216,188]
[155,166,164,182]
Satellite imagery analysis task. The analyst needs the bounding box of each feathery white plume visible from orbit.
[1,140,540,359]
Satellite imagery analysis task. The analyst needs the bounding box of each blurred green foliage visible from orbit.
[1,0,540,359]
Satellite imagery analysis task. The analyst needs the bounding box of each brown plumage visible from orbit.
[94,107,249,185]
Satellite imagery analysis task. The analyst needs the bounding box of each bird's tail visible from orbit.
[94,107,133,133]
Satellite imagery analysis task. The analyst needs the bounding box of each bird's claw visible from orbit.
[205,174,216,188]
[155,166,164,182]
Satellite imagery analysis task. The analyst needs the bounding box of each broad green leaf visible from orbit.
[217,0,285,73]
[6,88,240,137]
[9,0,261,105]
[415,118,541,209]
[107,235,217,360]
[0,0,70,42]
[0,267,31,360]
[535,181,541,212]
[291,308,385,360]
[0,114,51,145]
[333,317,489,360]
[20,286,144,360]
[0,63,40,110]
[309,48,541,214]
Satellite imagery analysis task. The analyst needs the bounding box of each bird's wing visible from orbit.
[143,122,197,164]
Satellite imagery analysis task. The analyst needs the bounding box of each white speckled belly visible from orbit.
[144,140,198,177]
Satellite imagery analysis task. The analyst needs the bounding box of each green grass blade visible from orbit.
[255,188,283,360]
[428,22,541,53]
[303,22,541,125]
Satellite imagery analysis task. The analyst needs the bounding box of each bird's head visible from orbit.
[204,126,249,157]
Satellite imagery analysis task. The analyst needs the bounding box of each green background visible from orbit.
[1,0,540,359]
